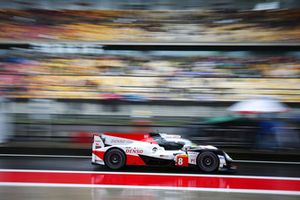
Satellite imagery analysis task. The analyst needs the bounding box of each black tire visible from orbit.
[197,151,219,173]
[104,148,126,170]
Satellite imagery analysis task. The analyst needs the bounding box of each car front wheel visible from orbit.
[197,151,219,173]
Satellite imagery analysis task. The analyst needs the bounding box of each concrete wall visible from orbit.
[7,100,231,118]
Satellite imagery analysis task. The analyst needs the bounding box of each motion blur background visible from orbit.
[0,0,300,157]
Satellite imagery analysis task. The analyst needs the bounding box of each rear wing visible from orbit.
[92,134,105,150]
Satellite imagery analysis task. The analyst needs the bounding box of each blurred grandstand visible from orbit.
[1,48,300,102]
[0,5,300,42]
[0,0,300,153]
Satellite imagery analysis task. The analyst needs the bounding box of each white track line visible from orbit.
[0,154,299,165]
[0,182,299,195]
[0,154,88,158]
[233,160,300,165]
[0,169,299,180]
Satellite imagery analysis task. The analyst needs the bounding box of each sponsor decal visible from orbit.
[106,136,134,145]
[188,152,199,164]
[125,147,143,154]
[110,139,127,144]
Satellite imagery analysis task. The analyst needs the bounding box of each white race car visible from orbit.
[92,132,236,172]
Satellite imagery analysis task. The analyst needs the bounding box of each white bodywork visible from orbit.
[92,133,232,170]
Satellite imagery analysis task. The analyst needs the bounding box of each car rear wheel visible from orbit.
[197,151,219,173]
[104,148,126,170]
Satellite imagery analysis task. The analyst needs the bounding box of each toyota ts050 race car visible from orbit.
[92,132,236,172]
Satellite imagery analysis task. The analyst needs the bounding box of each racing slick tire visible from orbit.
[104,148,126,170]
[197,151,219,173]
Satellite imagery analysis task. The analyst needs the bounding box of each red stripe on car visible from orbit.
[103,132,157,144]
[126,155,146,166]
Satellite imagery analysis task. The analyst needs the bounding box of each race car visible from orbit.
[92,132,236,172]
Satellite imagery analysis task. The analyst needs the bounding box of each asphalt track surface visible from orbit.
[0,156,299,200]
[0,156,299,177]
[0,186,298,200]
[0,186,299,200]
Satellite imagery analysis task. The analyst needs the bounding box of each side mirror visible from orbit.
[182,145,190,153]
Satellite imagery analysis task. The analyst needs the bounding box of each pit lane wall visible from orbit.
[1,98,300,152]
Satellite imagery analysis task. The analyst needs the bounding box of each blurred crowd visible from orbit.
[0,2,299,150]
[1,50,300,102]
[0,9,299,42]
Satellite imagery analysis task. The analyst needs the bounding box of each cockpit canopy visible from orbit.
[149,132,192,150]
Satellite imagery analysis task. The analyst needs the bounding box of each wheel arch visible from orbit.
[190,149,224,156]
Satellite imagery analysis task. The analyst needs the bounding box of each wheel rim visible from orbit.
[202,156,213,167]
[110,153,121,164]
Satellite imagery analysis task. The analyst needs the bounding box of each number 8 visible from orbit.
[178,158,183,165]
